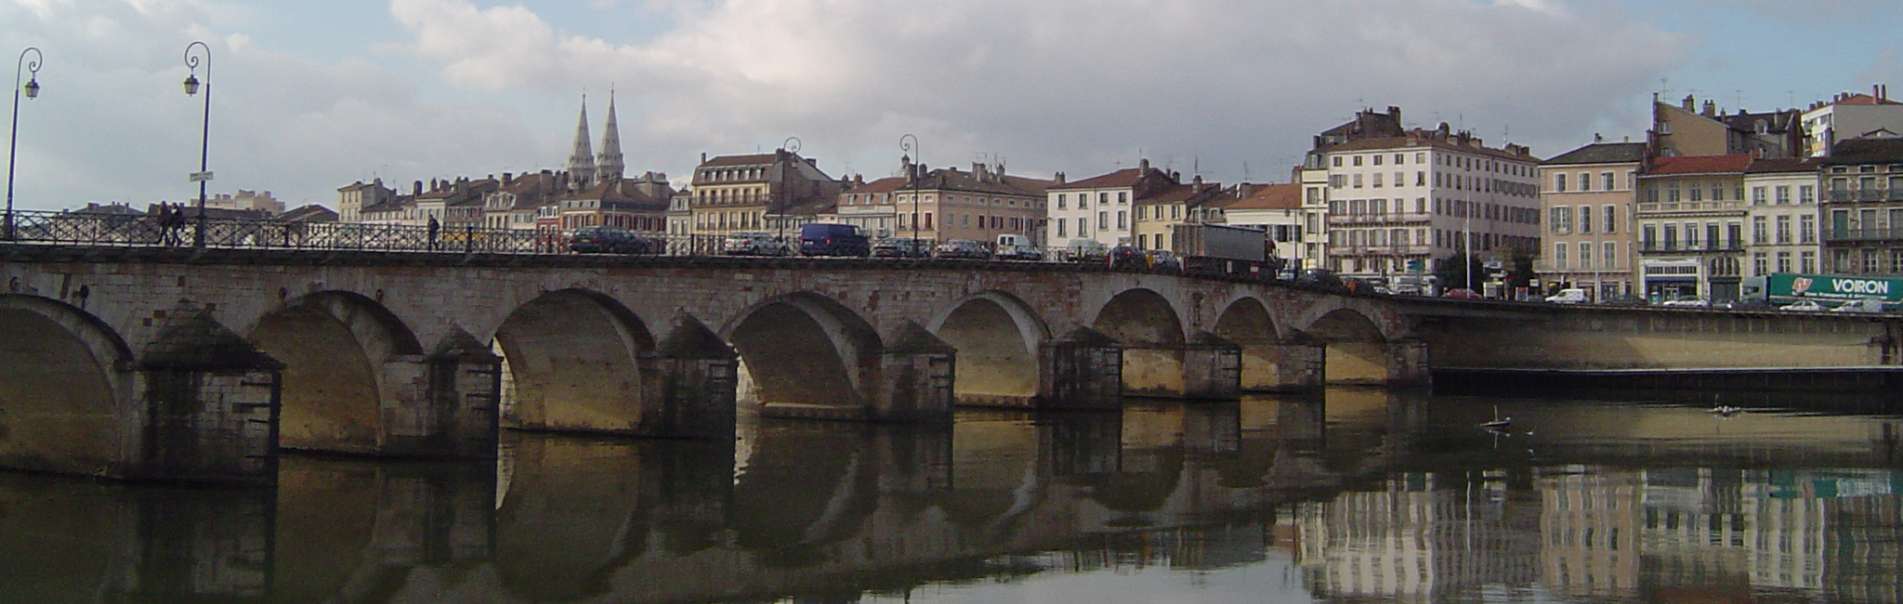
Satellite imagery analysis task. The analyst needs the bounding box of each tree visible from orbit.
[1433,252,1488,292]
[1503,249,1536,291]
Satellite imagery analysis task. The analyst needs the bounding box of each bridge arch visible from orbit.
[0,294,135,475]
[928,291,1049,406]
[249,291,422,454]
[492,288,654,434]
[1300,306,1393,385]
[1213,296,1291,391]
[1092,288,1188,397]
[722,292,883,411]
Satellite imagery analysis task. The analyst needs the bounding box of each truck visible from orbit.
[1741,272,1903,307]
[1169,223,1271,279]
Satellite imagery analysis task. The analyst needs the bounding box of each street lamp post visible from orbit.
[6,46,43,241]
[899,133,919,243]
[182,41,212,248]
[778,136,800,245]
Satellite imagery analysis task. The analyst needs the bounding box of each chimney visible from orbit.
[1682,94,1696,111]
[1702,99,1717,117]
[1054,171,1066,185]
[1388,105,1401,123]
[413,181,423,196]
[1139,158,1151,173]
[1593,132,1603,143]
[503,172,513,186]
[1192,174,1203,187]
[700,152,707,164]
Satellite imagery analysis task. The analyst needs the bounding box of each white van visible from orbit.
[995,234,1040,261]
[1545,288,1589,304]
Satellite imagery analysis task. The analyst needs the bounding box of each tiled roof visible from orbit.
[1831,93,1903,107]
[1049,168,1149,190]
[843,176,909,195]
[1822,138,1903,165]
[1543,142,1646,166]
[1646,154,1753,175]
[1744,158,1819,174]
[278,204,338,223]
[1216,183,1301,210]
[1321,134,1535,162]
[1138,182,1223,205]
[697,153,779,168]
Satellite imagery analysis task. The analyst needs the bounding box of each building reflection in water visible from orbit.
[0,393,1898,602]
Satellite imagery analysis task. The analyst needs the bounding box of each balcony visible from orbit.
[1827,188,1902,203]
[1333,244,1435,256]
[1636,200,1745,215]
[1639,241,1744,253]
[1825,227,1903,243]
[1326,212,1434,226]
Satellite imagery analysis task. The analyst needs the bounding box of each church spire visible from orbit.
[566,94,596,189]
[596,87,626,183]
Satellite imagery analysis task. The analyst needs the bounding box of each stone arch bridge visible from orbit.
[3,247,1898,484]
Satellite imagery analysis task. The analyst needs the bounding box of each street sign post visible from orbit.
[188,171,214,182]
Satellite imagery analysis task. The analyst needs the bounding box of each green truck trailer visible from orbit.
[1741,273,1903,305]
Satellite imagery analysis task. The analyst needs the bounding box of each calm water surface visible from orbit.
[2,389,1900,603]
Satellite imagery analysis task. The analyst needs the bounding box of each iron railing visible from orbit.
[0,209,745,255]
[1825,227,1903,243]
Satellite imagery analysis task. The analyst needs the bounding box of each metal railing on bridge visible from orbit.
[0,209,730,256]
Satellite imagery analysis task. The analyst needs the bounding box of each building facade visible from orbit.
[1537,140,1645,300]
[1132,176,1225,251]
[1317,126,1542,279]
[1820,138,1903,274]
[1217,183,1305,262]
[1652,94,1804,159]
[1044,160,1174,248]
[1741,159,1822,278]
[1634,155,1752,301]
[1802,86,1903,157]
[689,149,843,238]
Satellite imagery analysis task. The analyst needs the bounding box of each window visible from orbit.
[1555,173,1567,192]
[1775,186,1790,205]
[1099,192,1108,205]
[1550,207,1569,233]
[1373,173,1384,188]
[1800,251,1815,273]
[1579,172,1591,192]
[1416,171,1425,186]
[1752,217,1767,244]
[1800,215,1814,243]
[1604,205,1617,234]
[1579,206,1592,234]
[1077,217,1088,236]
[1690,186,1703,202]
[1097,211,1107,229]
[1776,252,1792,273]
[1604,242,1617,269]
[1118,192,1128,204]
[1395,172,1404,188]
[1602,172,1615,191]
[1116,211,1126,228]
[1353,174,1363,188]
[1753,252,1768,276]
[1555,243,1568,270]
[1800,185,1814,204]
[1057,194,1066,209]
[1353,155,1363,167]
[1775,215,1791,244]
[1332,156,1342,167]
[1579,242,1593,269]
[1752,187,1766,205]
[1663,224,1678,248]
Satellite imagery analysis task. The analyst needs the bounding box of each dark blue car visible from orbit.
[799,223,870,257]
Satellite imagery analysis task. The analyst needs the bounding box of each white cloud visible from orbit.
[391,0,1687,184]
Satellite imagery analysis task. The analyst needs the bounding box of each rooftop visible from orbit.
[1216,183,1301,210]
[1543,141,1646,166]
[1645,154,1753,176]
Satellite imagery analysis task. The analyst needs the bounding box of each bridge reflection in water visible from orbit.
[1,390,1899,603]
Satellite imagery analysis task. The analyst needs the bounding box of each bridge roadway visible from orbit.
[1,244,1899,482]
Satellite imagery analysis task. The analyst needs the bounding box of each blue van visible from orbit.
[799,223,870,257]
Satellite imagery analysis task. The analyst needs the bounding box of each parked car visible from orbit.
[1831,298,1885,314]
[1144,250,1182,273]
[871,237,931,258]
[721,232,791,256]
[798,223,870,257]
[1065,239,1109,263]
[1545,288,1589,304]
[568,226,656,254]
[1105,245,1144,270]
[1442,288,1483,300]
[1780,299,1826,312]
[934,239,992,260]
[994,234,1041,261]
[1660,297,1710,308]
[1297,268,1346,291]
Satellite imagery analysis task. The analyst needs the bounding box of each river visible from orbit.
[2,389,1899,603]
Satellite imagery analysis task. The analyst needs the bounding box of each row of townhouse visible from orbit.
[1537,89,1903,302]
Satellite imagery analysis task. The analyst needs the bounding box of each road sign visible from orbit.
[189,171,214,182]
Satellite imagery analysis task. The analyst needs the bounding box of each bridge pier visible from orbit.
[636,315,739,439]
[1385,338,1432,388]
[870,322,957,423]
[131,308,283,485]
[420,332,503,459]
[1037,327,1123,410]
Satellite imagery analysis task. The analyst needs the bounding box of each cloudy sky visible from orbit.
[2,0,1898,210]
